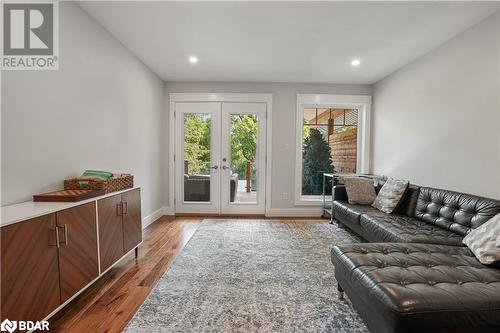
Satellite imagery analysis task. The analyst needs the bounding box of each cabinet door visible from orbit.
[1,214,61,322]
[57,202,99,302]
[122,189,142,253]
[98,194,124,272]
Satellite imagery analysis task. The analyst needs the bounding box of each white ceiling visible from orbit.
[79,1,499,84]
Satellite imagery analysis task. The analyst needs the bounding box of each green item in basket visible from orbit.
[81,170,114,180]
[80,170,114,185]
[73,170,114,188]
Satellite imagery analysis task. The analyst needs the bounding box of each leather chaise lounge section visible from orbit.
[330,181,500,333]
[332,243,500,333]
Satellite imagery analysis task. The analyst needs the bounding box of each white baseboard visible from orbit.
[142,207,164,229]
[265,207,323,217]
[142,206,322,224]
[162,206,175,216]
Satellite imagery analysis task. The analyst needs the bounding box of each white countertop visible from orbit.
[1,187,140,227]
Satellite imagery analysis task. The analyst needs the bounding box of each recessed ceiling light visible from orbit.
[351,59,361,67]
[189,56,198,64]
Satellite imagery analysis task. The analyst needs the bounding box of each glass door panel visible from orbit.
[229,114,258,204]
[175,103,221,214]
[221,103,266,214]
[183,113,212,202]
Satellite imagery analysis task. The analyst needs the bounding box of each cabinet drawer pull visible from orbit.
[116,203,123,216]
[123,202,128,215]
[64,224,69,246]
[55,227,60,249]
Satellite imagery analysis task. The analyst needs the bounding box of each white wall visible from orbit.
[372,13,500,199]
[164,82,371,210]
[1,2,165,220]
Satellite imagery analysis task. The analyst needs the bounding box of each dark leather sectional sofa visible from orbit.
[330,180,500,333]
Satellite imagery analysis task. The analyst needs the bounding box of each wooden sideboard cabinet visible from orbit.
[122,189,142,253]
[98,188,142,272]
[1,214,61,323]
[57,202,99,302]
[98,194,125,272]
[1,188,142,326]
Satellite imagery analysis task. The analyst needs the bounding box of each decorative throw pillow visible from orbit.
[372,178,409,214]
[462,213,500,265]
[343,177,377,205]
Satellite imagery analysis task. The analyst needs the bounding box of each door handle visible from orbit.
[63,224,69,246]
[123,201,128,215]
[222,165,230,170]
[210,165,219,170]
[116,202,123,216]
[54,227,60,249]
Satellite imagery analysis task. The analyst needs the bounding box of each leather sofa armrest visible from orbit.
[333,185,348,202]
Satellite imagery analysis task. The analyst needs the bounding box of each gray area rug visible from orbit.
[125,220,368,332]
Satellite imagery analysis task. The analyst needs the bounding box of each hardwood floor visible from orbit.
[49,215,322,332]
[49,216,202,333]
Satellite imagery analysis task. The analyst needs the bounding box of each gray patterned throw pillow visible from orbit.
[372,178,409,214]
[463,213,500,265]
[343,177,377,205]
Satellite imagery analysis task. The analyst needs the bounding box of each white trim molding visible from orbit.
[168,93,273,216]
[169,93,273,103]
[142,207,164,229]
[162,206,175,216]
[295,94,372,206]
[141,207,174,230]
[266,207,323,217]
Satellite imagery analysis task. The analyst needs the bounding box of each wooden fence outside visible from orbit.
[329,128,357,173]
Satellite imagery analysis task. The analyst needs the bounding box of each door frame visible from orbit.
[168,93,273,215]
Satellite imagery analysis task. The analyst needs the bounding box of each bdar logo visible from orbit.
[0,319,17,333]
[0,319,49,332]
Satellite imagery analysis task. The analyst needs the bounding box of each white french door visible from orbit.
[174,102,267,215]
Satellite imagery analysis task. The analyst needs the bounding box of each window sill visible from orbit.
[295,195,330,206]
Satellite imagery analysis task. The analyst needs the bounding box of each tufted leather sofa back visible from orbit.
[395,184,420,216]
[415,187,500,236]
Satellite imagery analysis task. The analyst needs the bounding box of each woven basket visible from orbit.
[64,175,133,193]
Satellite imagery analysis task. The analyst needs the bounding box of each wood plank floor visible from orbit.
[50,216,317,332]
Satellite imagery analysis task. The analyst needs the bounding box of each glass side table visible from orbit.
[322,173,335,223]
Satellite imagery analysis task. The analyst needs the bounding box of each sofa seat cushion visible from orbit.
[332,201,381,227]
[331,243,500,332]
[360,212,464,246]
